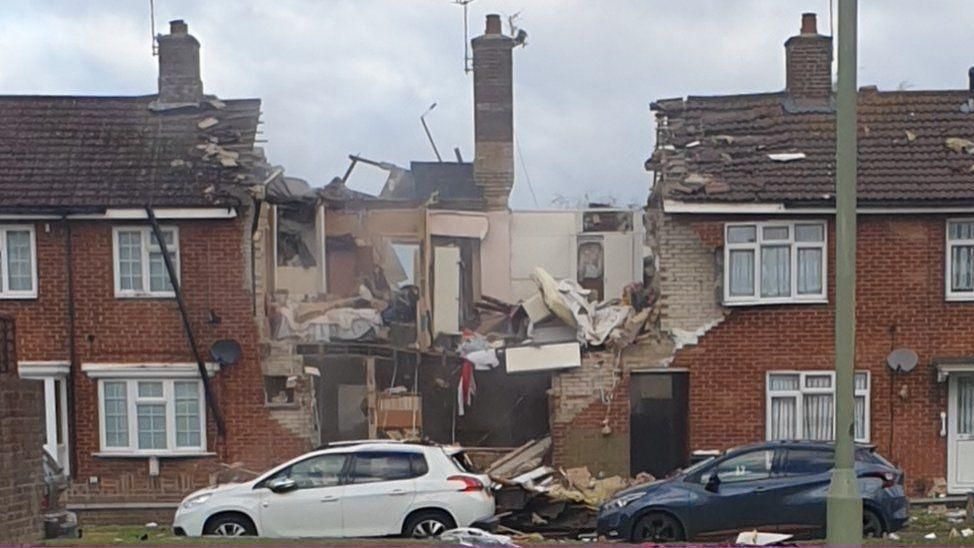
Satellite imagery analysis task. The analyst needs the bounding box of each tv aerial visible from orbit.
[453,0,476,74]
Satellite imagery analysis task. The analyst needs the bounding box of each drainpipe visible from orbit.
[64,217,79,477]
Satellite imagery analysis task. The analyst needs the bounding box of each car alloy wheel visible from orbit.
[633,513,683,543]
[862,509,884,538]
[213,522,248,536]
[412,518,448,538]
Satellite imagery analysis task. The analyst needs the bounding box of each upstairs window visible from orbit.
[724,221,826,305]
[113,227,179,298]
[947,220,974,300]
[0,226,36,299]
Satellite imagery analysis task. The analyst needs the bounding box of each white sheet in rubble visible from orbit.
[531,267,634,347]
[734,531,794,545]
[464,349,500,370]
[438,527,517,546]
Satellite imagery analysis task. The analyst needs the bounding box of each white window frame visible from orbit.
[765,370,870,443]
[946,219,974,301]
[724,221,827,306]
[112,226,179,298]
[96,378,206,456]
[0,224,37,299]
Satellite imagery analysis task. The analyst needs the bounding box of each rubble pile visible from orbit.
[484,438,654,539]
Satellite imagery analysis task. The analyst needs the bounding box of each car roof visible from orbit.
[315,441,434,455]
[727,440,875,454]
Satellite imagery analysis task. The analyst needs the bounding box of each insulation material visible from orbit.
[505,342,581,373]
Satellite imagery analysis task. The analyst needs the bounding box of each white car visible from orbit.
[172,441,496,538]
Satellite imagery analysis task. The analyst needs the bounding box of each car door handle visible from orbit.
[320,496,339,503]
[389,489,408,496]
[753,486,767,492]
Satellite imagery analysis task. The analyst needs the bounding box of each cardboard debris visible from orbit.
[487,437,552,479]
[905,130,917,142]
[197,117,219,129]
[946,138,974,154]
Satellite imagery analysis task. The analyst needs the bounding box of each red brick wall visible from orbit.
[0,372,44,542]
[0,217,310,514]
[669,214,968,495]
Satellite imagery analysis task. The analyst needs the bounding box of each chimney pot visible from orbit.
[170,19,188,35]
[801,13,817,35]
[485,14,502,35]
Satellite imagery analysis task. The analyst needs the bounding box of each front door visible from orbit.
[630,371,689,477]
[948,375,974,493]
[259,453,347,537]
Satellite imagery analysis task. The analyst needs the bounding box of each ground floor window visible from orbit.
[766,371,869,442]
[98,379,206,455]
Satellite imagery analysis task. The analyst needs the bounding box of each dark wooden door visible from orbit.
[629,371,689,478]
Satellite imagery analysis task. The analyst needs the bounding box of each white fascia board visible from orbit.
[81,362,220,378]
[18,360,71,378]
[664,199,974,215]
[68,208,237,220]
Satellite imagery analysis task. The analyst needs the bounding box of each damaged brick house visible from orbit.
[645,12,974,496]
[256,15,650,472]
[4,21,309,523]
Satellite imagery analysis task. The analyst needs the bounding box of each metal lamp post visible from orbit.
[826,0,863,543]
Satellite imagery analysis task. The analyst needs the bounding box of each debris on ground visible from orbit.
[438,527,517,546]
[735,530,794,545]
[484,438,656,539]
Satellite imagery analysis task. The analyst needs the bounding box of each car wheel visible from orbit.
[204,514,257,537]
[631,512,685,543]
[403,510,456,539]
[862,508,884,538]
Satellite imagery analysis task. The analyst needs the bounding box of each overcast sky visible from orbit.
[2,1,973,208]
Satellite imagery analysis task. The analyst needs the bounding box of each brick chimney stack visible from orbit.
[785,13,832,103]
[472,14,515,210]
[157,20,203,104]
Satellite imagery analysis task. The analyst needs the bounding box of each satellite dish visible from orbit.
[886,348,918,373]
[211,339,242,366]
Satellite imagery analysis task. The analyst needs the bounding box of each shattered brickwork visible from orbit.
[0,372,44,542]
[0,216,310,523]
[668,214,964,496]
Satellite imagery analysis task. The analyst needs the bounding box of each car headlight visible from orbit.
[181,493,212,510]
[604,492,645,511]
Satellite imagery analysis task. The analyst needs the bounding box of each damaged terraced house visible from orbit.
[256,14,659,482]
[645,12,974,497]
[1,21,313,525]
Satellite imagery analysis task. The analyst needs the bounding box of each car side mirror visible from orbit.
[705,473,721,493]
[267,477,297,494]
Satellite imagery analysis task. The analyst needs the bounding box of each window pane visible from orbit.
[797,248,823,295]
[349,453,416,484]
[769,397,797,439]
[287,455,347,489]
[149,230,175,249]
[712,450,774,483]
[762,226,789,241]
[117,231,143,291]
[953,246,974,292]
[950,222,974,240]
[854,395,866,441]
[783,449,833,476]
[175,382,201,448]
[761,246,790,297]
[138,381,163,398]
[958,377,974,436]
[796,224,825,242]
[727,225,756,243]
[855,373,869,391]
[149,252,176,292]
[769,374,800,391]
[803,394,834,440]
[805,374,832,389]
[6,231,32,291]
[729,250,755,296]
[103,381,128,447]
[137,404,167,449]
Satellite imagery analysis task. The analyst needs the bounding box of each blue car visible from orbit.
[597,441,907,542]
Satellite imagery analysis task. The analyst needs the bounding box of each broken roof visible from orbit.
[0,94,263,213]
[648,89,974,206]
